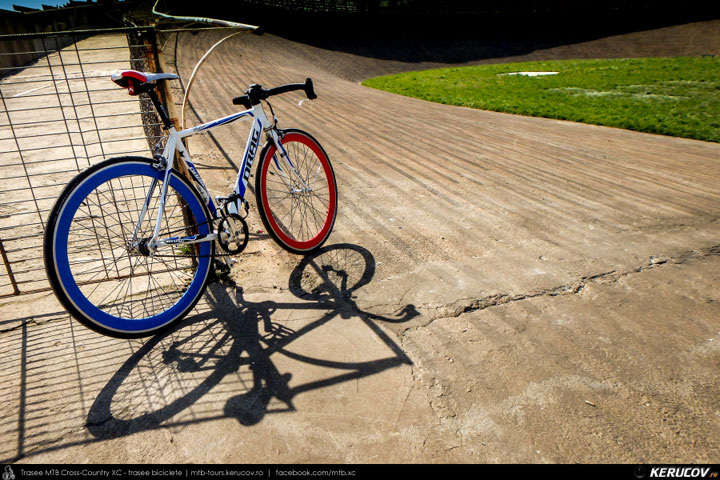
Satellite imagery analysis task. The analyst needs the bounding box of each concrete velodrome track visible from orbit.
[3,21,719,463]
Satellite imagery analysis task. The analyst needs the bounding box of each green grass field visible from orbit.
[363,57,720,143]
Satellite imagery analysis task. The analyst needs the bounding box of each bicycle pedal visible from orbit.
[213,259,231,275]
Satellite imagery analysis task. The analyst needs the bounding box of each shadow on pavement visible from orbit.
[85,243,418,439]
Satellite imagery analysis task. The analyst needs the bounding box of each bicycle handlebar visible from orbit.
[232,78,317,109]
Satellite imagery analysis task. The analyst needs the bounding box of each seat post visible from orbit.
[146,87,174,130]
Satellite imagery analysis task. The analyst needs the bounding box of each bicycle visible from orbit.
[43,70,338,338]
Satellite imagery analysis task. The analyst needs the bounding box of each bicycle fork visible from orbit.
[266,129,314,195]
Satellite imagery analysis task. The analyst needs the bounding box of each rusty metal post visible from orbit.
[144,29,201,265]
[142,29,192,182]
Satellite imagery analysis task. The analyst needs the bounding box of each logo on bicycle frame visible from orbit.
[242,122,262,184]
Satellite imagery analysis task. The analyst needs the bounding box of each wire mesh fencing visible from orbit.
[0,27,166,297]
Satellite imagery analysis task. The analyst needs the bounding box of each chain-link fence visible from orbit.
[0,27,166,297]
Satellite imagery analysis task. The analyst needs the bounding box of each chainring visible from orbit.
[217,213,249,255]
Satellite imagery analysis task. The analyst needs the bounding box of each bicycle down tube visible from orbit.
[138,103,276,252]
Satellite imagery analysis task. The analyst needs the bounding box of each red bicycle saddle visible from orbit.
[111,70,179,95]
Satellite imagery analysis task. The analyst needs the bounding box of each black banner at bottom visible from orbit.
[2,463,718,480]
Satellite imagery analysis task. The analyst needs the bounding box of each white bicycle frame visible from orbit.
[136,102,301,253]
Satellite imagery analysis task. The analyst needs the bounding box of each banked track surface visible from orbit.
[170,30,720,462]
[177,31,720,300]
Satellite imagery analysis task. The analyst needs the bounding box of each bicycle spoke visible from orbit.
[258,131,336,252]
[60,164,210,323]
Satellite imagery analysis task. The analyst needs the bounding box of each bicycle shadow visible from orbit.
[86,243,417,438]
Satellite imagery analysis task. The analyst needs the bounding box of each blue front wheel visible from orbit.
[44,157,214,338]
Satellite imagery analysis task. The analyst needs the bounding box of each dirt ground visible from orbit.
[2,19,719,464]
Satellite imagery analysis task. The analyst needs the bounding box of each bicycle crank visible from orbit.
[218,213,249,255]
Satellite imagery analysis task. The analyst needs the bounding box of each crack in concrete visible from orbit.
[0,315,67,334]
[395,245,720,454]
[407,244,720,326]
[3,247,718,338]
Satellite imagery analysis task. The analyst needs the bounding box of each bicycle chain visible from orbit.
[138,214,249,259]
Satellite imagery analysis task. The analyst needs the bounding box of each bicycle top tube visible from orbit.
[178,107,258,139]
